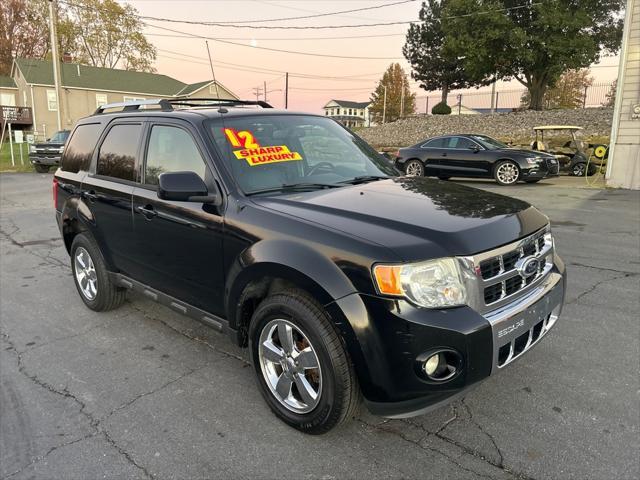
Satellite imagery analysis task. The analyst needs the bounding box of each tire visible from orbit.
[34,165,50,173]
[494,160,520,186]
[70,233,126,311]
[524,178,542,183]
[571,162,586,177]
[249,290,359,434]
[438,175,451,181]
[404,159,424,177]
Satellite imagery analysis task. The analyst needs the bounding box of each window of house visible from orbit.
[123,96,145,102]
[96,124,142,181]
[46,90,57,111]
[0,92,15,106]
[144,125,207,186]
[96,93,108,108]
[61,123,102,173]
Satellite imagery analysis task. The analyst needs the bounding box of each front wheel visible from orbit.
[404,159,424,177]
[249,290,359,434]
[494,160,520,186]
[571,162,587,176]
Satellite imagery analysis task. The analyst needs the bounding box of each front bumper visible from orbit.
[29,154,61,166]
[332,255,566,418]
[521,161,560,179]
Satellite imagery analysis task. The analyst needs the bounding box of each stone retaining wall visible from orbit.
[358,107,613,148]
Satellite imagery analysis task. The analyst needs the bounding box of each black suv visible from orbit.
[29,129,70,173]
[54,99,566,434]
[395,134,560,185]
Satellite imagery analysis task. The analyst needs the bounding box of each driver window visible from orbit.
[145,125,206,185]
[454,137,476,149]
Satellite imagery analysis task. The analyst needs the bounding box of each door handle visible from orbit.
[441,153,447,157]
[83,190,98,202]
[136,205,158,219]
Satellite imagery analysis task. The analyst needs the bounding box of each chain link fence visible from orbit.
[415,82,615,114]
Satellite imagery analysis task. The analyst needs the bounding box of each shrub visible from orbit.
[431,102,452,115]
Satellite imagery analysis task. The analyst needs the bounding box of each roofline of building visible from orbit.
[176,80,240,99]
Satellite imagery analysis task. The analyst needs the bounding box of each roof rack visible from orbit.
[93,98,273,116]
[169,98,273,109]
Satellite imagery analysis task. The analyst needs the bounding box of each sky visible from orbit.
[121,0,621,113]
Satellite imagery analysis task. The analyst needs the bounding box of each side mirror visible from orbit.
[468,145,480,153]
[157,171,219,204]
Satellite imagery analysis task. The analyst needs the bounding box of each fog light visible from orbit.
[424,354,440,375]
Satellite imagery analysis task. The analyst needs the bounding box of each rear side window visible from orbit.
[61,124,102,173]
[422,138,446,148]
[144,125,206,185]
[96,124,142,181]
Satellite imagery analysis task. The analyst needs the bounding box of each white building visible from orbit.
[323,100,372,127]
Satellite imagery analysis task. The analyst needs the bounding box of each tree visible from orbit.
[520,69,594,109]
[369,63,416,123]
[62,0,156,72]
[603,79,617,107]
[442,0,624,110]
[0,1,49,75]
[403,0,477,104]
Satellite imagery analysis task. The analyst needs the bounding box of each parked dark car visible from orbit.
[29,130,70,173]
[395,134,560,185]
[54,99,566,434]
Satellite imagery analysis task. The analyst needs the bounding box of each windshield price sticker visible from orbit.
[223,128,303,166]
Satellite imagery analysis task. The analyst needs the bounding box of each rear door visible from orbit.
[438,136,491,177]
[129,120,226,316]
[79,120,143,275]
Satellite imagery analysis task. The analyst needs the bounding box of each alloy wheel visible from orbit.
[405,160,423,177]
[74,247,98,300]
[573,163,586,176]
[258,318,322,414]
[496,162,519,184]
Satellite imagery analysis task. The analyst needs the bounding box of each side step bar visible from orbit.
[110,273,230,334]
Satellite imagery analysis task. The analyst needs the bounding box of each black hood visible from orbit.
[497,148,553,158]
[253,177,548,261]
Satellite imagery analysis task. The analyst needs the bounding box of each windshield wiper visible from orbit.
[246,182,342,196]
[339,175,389,185]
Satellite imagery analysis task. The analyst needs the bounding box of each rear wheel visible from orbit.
[249,290,359,434]
[494,160,520,186]
[34,165,50,173]
[571,162,586,176]
[404,159,424,177]
[70,234,126,311]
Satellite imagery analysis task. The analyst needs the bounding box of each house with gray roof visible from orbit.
[1,58,238,140]
[323,99,373,128]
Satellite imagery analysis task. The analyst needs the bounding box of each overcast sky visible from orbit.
[124,0,620,113]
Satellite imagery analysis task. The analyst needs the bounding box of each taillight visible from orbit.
[53,177,59,209]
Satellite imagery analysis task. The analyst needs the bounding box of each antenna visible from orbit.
[205,40,221,100]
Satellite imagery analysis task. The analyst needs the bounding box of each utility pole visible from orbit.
[252,86,262,101]
[284,72,289,109]
[263,80,267,103]
[400,86,405,118]
[382,85,387,124]
[48,0,63,131]
[490,79,496,113]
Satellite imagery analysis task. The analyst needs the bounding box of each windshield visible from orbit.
[50,131,69,143]
[208,114,397,194]
[469,135,508,150]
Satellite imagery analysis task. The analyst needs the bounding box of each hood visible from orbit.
[497,148,553,158]
[252,177,548,261]
[33,142,64,148]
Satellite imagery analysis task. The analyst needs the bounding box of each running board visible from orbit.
[110,273,230,334]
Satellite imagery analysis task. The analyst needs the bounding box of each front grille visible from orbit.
[477,228,553,309]
[497,312,557,367]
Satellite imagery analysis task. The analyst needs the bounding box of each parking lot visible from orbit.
[1,172,638,480]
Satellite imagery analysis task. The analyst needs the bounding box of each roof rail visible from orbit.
[93,99,172,115]
[168,98,273,109]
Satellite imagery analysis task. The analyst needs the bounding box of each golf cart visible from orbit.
[531,125,604,176]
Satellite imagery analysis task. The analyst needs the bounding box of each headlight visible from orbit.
[58,146,65,153]
[373,258,467,308]
[525,157,542,164]
[29,145,36,153]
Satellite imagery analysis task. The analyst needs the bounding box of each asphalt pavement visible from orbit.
[1,173,638,480]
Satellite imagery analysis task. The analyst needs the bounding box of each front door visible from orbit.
[439,136,492,177]
[130,121,226,317]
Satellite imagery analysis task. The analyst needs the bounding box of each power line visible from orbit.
[205,0,417,24]
[145,31,407,41]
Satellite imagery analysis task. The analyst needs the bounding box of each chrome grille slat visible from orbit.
[496,312,558,368]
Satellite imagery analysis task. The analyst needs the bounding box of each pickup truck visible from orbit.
[54,99,566,434]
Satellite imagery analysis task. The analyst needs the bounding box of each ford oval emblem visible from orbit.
[517,256,540,278]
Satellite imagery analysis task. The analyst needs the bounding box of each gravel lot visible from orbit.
[1,173,638,480]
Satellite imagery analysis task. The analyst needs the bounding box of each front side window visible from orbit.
[144,125,207,185]
[208,114,397,194]
[470,135,508,150]
[61,124,102,173]
[96,124,141,181]
[47,89,57,111]
[447,137,477,150]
